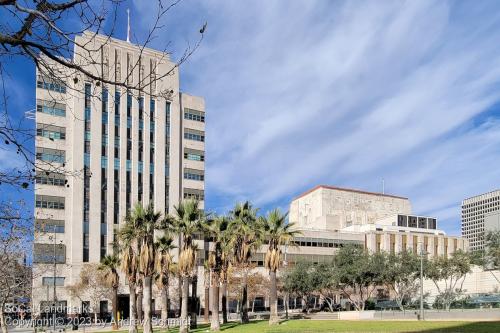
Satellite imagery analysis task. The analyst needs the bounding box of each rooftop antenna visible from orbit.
[126,8,131,43]
[382,178,385,194]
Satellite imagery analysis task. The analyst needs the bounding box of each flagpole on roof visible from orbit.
[126,8,131,43]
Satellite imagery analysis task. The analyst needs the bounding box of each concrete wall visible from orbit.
[290,186,412,231]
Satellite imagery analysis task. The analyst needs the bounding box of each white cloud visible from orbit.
[137,0,500,235]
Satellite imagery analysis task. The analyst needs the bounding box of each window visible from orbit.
[184,169,204,181]
[35,195,65,210]
[36,148,65,163]
[36,219,65,233]
[33,243,66,263]
[36,100,66,117]
[184,129,205,142]
[42,277,65,286]
[184,148,204,162]
[184,108,205,122]
[36,124,66,140]
[183,188,204,201]
[37,75,66,93]
[35,172,66,186]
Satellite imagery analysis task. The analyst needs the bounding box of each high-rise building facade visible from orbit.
[462,190,500,251]
[32,32,205,314]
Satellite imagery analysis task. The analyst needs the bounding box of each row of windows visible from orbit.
[35,173,65,186]
[184,108,205,122]
[36,148,65,163]
[184,172,204,181]
[36,219,65,233]
[42,277,65,286]
[36,127,66,140]
[37,76,66,93]
[36,103,66,117]
[184,189,205,201]
[184,130,205,142]
[185,152,204,161]
[35,195,65,210]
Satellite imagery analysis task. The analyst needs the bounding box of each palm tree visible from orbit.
[127,203,163,333]
[155,234,175,328]
[173,199,204,333]
[229,201,261,324]
[99,255,120,330]
[206,216,230,331]
[118,209,143,333]
[260,209,300,325]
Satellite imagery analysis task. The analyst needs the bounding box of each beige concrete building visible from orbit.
[33,32,205,316]
[462,190,500,251]
[290,185,412,230]
[289,185,468,256]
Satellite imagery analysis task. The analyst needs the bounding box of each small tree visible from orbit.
[484,231,500,270]
[68,264,111,324]
[282,261,316,313]
[333,245,385,311]
[99,255,120,330]
[310,263,337,312]
[424,251,472,310]
[0,201,31,333]
[383,251,420,311]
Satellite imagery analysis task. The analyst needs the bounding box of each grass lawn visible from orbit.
[107,320,500,333]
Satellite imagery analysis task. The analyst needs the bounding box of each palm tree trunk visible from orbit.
[161,275,169,328]
[241,272,249,324]
[142,276,153,333]
[136,283,143,322]
[112,286,119,330]
[129,281,137,333]
[180,276,190,333]
[191,276,198,329]
[210,273,220,331]
[204,285,209,323]
[269,271,279,325]
[221,282,228,324]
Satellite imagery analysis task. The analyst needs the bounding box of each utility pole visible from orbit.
[52,230,57,332]
[283,244,288,320]
[419,242,424,321]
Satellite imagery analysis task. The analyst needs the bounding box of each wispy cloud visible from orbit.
[135,0,500,235]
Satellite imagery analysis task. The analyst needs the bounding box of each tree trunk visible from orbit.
[240,272,249,323]
[136,283,143,322]
[180,277,190,333]
[0,305,8,333]
[269,271,279,325]
[191,276,198,329]
[161,274,169,328]
[221,283,228,324]
[204,285,209,323]
[210,281,220,331]
[112,286,119,330]
[129,282,138,333]
[142,276,153,333]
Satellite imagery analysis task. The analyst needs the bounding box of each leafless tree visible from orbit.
[67,263,112,324]
[0,200,32,333]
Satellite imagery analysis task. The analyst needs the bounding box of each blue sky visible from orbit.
[3,0,500,236]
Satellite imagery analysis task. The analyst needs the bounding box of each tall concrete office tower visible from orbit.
[461,190,500,251]
[33,31,205,315]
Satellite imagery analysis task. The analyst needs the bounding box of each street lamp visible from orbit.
[283,244,288,320]
[49,229,63,332]
[419,242,426,321]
